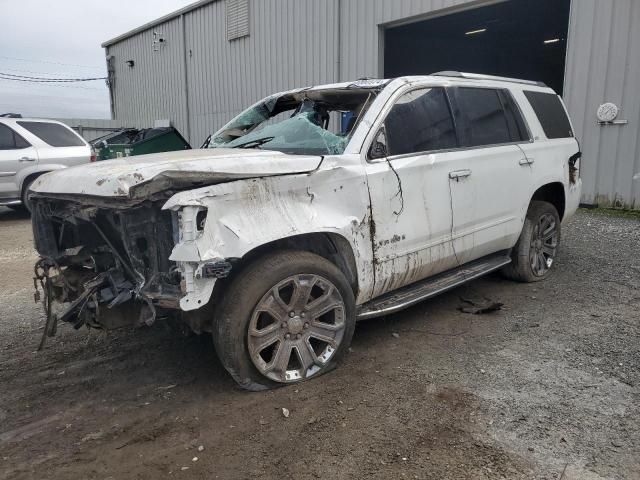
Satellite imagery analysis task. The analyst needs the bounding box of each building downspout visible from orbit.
[105,49,116,119]
[181,14,192,144]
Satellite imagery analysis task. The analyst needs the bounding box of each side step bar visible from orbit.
[356,251,512,320]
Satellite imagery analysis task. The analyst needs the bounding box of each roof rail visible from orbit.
[432,71,547,88]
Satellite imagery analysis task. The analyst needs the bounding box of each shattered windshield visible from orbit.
[208,87,377,155]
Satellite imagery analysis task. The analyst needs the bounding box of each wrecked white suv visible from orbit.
[31,72,581,390]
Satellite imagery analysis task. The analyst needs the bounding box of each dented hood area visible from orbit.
[30,148,323,200]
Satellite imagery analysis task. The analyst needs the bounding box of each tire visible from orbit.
[21,176,39,213]
[502,201,561,283]
[213,250,356,391]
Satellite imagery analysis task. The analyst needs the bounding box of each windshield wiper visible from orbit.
[233,136,275,149]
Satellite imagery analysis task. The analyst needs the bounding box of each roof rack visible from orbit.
[432,71,547,88]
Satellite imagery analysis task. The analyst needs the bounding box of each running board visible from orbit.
[356,251,512,320]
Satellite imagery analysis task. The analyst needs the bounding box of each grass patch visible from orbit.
[579,207,640,220]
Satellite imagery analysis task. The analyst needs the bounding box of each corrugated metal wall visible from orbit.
[106,17,189,139]
[563,0,640,208]
[106,0,640,208]
[183,0,339,145]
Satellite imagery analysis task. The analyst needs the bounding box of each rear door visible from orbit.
[0,123,38,202]
[446,86,534,262]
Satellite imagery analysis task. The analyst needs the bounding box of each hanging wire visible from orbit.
[0,72,107,83]
[0,55,104,70]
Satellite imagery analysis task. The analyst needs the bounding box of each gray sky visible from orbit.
[0,0,194,119]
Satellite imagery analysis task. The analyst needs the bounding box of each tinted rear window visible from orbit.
[17,121,85,147]
[523,91,573,139]
[0,124,31,150]
[451,88,513,147]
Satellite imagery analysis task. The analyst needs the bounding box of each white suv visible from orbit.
[0,117,93,211]
[30,72,581,389]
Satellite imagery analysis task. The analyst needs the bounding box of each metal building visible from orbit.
[102,0,640,208]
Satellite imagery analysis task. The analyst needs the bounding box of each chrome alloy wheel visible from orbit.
[247,274,346,383]
[530,213,558,277]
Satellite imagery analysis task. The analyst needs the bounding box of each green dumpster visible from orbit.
[92,127,191,161]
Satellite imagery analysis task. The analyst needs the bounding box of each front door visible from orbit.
[364,86,461,298]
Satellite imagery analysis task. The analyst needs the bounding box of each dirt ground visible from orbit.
[0,206,638,480]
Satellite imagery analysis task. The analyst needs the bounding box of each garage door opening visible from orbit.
[383,0,571,94]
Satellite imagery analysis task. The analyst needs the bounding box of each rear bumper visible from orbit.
[563,178,582,223]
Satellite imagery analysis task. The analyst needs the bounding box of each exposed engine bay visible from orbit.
[31,197,183,347]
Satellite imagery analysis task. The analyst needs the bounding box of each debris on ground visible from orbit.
[281,408,290,418]
[157,384,177,390]
[458,297,504,314]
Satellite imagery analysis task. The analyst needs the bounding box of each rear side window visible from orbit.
[384,87,457,156]
[17,121,85,147]
[498,90,530,142]
[0,124,30,150]
[523,91,573,139]
[450,87,515,147]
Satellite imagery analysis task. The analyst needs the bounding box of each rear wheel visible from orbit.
[502,201,561,282]
[213,250,356,390]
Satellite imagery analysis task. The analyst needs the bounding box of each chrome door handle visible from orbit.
[449,169,472,180]
[19,157,36,162]
[519,157,535,165]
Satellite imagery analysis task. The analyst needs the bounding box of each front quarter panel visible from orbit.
[163,154,374,310]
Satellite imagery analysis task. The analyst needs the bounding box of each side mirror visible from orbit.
[369,128,388,160]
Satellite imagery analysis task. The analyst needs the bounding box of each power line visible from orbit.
[0,78,105,91]
[0,72,107,83]
[0,55,104,70]
[0,66,106,77]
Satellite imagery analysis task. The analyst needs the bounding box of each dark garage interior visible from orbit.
[384,0,571,94]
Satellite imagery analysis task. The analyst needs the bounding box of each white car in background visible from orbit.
[0,117,93,211]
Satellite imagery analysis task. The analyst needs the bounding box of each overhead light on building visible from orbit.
[544,38,561,44]
[465,28,487,35]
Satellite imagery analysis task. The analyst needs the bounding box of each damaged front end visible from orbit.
[31,196,184,346]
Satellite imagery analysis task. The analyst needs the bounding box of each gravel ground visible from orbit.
[0,206,638,480]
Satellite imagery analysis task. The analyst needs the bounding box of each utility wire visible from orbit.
[0,72,107,83]
[0,55,104,70]
[0,66,105,77]
[0,78,105,91]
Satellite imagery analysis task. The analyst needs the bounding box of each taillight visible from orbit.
[568,151,581,184]
[90,150,97,162]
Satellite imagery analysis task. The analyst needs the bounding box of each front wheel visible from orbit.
[21,176,39,213]
[213,250,356,390]
[502,201,561,282]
